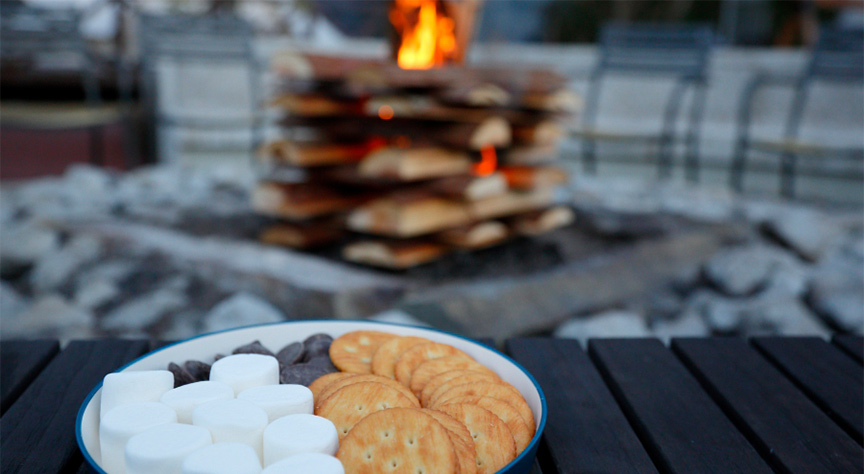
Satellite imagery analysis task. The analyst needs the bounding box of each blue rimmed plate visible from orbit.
[77,319,547,473]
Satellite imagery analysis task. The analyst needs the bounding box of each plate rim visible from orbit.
[76,318,548,474]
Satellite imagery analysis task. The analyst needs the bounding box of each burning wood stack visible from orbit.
[253,52,580,269]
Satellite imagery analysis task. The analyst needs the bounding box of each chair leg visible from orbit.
[657,134,673,180]
[780,152,797,199]
[730,139,748,193]
[89,126,105,167]
[583,140,598,175]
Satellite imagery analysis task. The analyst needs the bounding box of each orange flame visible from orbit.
[391,0,457,69]
[473,146,497,176]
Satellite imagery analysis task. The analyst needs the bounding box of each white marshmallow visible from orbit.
[209,354,279,395]
[192,399,269,462]
[181,442,262,474]
[99,402,178,474]
[262,414,339,466]
[101,370,174,417]
[124,423,212,474]
[160,381,235,424]
[261,453,344,474]
[237,384,314,423]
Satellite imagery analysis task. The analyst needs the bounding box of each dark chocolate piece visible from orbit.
[168,362,195,388]
[232,340,275,357]
[302,333,333,362]
[276,342,305,368]
[183,360,211,382]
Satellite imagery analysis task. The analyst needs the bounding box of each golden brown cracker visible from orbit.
[329,331,396,374]
[431,382,535,432]
[442,395,533,455]
[316,382,417,438]
[370,336,429,379]
[423,371,501,407]
[436,403,517,474]
[394,342,472,387]
[337,407,458,474]
[409,356,492,395]
[316,373,420,411]
[423,408,478,474]
[308,372,353,402]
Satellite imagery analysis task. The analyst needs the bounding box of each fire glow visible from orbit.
[473,146,497,176]
[391,0,458,69]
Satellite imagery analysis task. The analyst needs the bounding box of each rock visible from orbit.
[76,259,139,285]
[763,208,842,261]
[0,220,61,272]
[704,244,780,296]
[29,235,103,293]
[64,164,113,197]
[554,310,650,345]
[101,287,188,331]
[3,294,94,339]
[579,208,673,238]
[74,278,120,310]
[201,292,285,334]
[369,309,430,328]
[702,295,744,334]
[742,294,830,338]
[650,311,710,342]
[807,255,864,332]
[158,310,203,341]
[0,282,29,321]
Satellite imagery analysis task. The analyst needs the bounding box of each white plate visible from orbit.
[77,319,547,473]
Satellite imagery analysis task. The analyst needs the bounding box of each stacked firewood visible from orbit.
[253,52,580,269]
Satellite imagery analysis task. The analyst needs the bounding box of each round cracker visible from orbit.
[329,331,396,374]
[308,372,353,402]
[436,403,517,474]
[423,408,477,474]
[442,395,533,455]
[316,373,420,410]
[394,342,472,387]
[337,407,458,474]
[409,356,492,395]
[423,371,501,407]
[316,381,417,439]
[431,382,535,431]
[370,336,429,379]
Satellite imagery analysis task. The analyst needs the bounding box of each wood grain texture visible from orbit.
[753,337,863,444]
[1,339,59,415]
[832,334,864,365]
[1,339,150,474]
[507,338,658,474]
[673,337,864,473]
[588,338,771,474]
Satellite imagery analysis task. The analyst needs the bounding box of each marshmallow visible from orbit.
[101,370,174,417]
[181,442,262,474]
[99,402,178,474]
[209,354,279,395]
[124,423,212,474]
[192,399,269,461]
[262,414,339,466]
[237,384,314,423]
[160,381,235,424]
[261,453,344,474]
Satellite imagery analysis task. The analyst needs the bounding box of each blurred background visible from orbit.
[2,0,862,345]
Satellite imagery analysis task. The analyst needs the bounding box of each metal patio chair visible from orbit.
[575,22,715,181]
[133,11,265,164]
[730,27,864,199]
[0,3,120,167]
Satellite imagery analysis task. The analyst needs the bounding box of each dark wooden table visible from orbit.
[2,336,862,473]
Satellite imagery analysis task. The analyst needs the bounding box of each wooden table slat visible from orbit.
[1,339,59,415]
[588,338,771,474]
[507,338,658,474]
[753,336,863,444]
[832,334,864,365]
[0,339,151,474]
[672,337,864,474]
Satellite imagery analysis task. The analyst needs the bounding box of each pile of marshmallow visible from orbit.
[98,353,343,474]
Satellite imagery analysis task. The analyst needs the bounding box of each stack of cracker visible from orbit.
[311,331,537,474]
[254,52,580,269]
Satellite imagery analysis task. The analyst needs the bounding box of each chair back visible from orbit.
[808,27,863,82]
[1,5,87,62]
[596,22,715,81]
